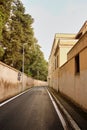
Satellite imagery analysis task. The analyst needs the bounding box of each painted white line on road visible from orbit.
[46,88,68,130]
[0,88,32,107]
[50,90,81,130]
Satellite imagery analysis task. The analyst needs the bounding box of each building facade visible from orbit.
[48,33,77,91]
[48,21,87,111]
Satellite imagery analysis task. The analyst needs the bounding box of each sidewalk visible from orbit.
[48,87,87,130]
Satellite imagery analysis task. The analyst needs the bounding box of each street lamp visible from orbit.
[22,43,28,91]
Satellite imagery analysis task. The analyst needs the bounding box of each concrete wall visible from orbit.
[59,59,76,102]
[0,61,47,103]
[59,48,87,111]
[0,62,21,102]
[60,39,77,67]
[33,79,48,87]
[48,24,87,111]
[48,33,77,91]
[60,46,74,67]
[59,32,87,111]
[53,71,59,91]
[67,32,87,60]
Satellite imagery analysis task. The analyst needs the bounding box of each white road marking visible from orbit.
[46,88,68,130]
[48,88,81,130]
[0,89,32,107]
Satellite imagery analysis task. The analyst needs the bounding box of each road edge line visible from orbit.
[46,88,68,130]
[0,88,32,107]
[49,89,81,130]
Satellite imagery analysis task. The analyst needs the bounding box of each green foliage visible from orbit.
[0,46,4,59]
[0,0,48,81]
[0,11,4,40]
[27,43,48,81]
[0,0,12,39]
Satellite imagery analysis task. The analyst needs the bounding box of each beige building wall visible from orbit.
[59,59,75,100]
[48,34,59,88]
[59,39,78,67]
[68,32,87,60]
[48,33,77,91]
[60,45,75,67]
[59,32,87,111]
[48,21,87,111]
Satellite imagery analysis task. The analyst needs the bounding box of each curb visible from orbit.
[48,89,81,130]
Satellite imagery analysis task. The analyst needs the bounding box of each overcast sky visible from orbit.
[21,0,87,60]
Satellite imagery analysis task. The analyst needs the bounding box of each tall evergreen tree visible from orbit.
[2,0,35,70]
[0,0,48,81]
[0,0,12,39]
[0,0,13,59]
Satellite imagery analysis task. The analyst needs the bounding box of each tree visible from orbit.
[0,0,12,40]
[0,0,48,81]
[28,43,48,81]
[2,0,35,70]
[0,0,13,59]
[0,46,4,60]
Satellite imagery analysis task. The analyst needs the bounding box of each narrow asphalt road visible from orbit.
[0,86,64,130]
